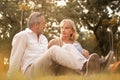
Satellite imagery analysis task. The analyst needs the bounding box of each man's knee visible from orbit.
[49,45,60,51]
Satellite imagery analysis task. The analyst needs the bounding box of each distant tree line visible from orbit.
[0,0,120,59]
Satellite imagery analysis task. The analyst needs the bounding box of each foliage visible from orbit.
[54,0,120,56]
[0,0,120,57]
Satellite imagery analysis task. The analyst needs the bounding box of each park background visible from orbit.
[0,0,120,80]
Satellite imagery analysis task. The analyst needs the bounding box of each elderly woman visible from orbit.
[48,19,89,58]
[48,19,100,75]
[48,19,114,75]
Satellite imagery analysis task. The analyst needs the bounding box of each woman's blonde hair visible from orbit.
[60,19,78,41]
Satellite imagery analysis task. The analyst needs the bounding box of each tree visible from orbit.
[0,0,120,58]
[0,0,56,41]
[51,0,120,57]
[0,0,20,41]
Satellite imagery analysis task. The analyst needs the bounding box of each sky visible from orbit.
[56,0,67,6]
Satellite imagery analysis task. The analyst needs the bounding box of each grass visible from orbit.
[33,73,120,80]
[1,55,120,80]
[0,71,120,80]
[0,58,120,80]
[0,42,120,80]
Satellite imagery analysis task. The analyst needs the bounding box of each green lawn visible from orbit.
[0,42,120,80]
[0,58,120,80]
[0,71,120,80]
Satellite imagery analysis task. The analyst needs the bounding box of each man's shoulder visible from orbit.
[14,29,28,38]
[40,34,48,42]
[40,34,47,38]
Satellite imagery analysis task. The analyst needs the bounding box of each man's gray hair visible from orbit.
[27,12,42,28]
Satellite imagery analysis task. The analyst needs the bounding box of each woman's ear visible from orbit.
[72,29,75,32]
[71,29,75,34]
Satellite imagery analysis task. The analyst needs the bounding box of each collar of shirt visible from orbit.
[25,28,33,33]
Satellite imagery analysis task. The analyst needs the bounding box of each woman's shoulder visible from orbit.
[49,38,60,43]
[74,40,79,44]
[48,38,61,48]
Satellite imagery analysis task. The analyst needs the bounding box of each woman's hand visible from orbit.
[82,49,89,58]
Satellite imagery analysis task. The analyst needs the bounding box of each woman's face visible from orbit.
[60,23,74,38]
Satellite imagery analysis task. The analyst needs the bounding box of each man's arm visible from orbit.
[8,32,27,73]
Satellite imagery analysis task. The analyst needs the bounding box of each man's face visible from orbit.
[36,16,46,35]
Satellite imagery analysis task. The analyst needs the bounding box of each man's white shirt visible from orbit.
[8,28,48,74]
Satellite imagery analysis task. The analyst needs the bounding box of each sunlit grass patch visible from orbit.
[0,72,7,80]
[32,73,120,80]
[0,42,120,80]
[33,73,120,80]
[0,69,120,80]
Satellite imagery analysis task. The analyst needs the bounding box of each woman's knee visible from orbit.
[49,45,61,52]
